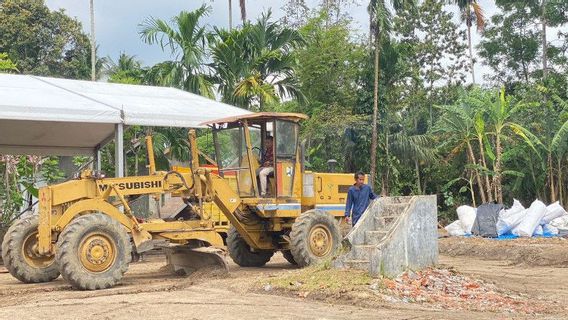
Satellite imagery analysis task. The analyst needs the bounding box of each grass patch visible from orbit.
[262,262,373,292]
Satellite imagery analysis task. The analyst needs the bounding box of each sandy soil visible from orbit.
[439,236,568,267]
[1,249,567,320]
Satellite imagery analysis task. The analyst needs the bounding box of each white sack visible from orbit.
[550,215,568,229]
[496,199,525,236]
[457,205,476,234]
[512,200,547,237]
[533,225,543,236]
[541,202,567,224]
[445,220,466,236]
[543,224,559,235]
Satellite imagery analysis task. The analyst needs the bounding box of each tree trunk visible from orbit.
[370,24,380,189]
[89,0,96,81]
[548,152,556,202]
[478,137,493,202]
[228,0,233,30]
[239,0,247,24]
[558,156,563,205]
[466,6,476,85]
[542,0,548,80]
[467,141,485,203]
[469,173,477,208]
[415,159,422,194]
[494,133,503,203]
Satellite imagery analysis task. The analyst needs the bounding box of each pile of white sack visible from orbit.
[445,200,568,237]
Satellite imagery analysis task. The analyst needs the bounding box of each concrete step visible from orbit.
[344,259,370,271]
[374,216,398,228]
[352,245,376,260]
[382,196,412,205]
[365,230,388,245]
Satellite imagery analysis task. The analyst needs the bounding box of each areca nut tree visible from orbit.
[368,0,416,191]
[210,12,305,110]
[139,5,214,98]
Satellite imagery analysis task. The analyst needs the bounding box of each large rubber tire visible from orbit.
[290,210,342,267]
[1,216,60,283]
[282,250,297,265]
[56,213,131,290]
[227,226,273,267]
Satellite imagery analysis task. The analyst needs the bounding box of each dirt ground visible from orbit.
[1,240,567,320]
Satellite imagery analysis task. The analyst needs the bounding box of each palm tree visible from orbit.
[210,12,305,110]
[228,0,233,30]
[368,0,415,191]
[139,6,214,97]
[239,0,247,24]
[433,102,485,204]
[450,0,485,85]
[89,0,96,81]
[104,53,144,84]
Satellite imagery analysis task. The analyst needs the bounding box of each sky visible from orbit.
[43,0,560,85]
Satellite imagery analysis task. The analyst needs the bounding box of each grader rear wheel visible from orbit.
[290,210,341,267]
[1,216,60,283]
[56,213,131,290]
[227,226,273,267]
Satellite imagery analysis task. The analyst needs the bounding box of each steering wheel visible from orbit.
[252,146,262,158]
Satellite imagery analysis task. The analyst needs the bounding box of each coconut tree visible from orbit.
[209,12,305,110]
[450,0,485,85]
[139,6,213,97]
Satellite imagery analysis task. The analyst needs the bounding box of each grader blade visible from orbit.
[164,246,229,276]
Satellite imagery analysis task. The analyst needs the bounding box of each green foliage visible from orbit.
[139,5,214,97]
[0,52,17,72]
[209,11,304,111]
[0,0,92,79]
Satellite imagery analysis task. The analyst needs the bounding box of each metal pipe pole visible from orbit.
[115,123,124,177]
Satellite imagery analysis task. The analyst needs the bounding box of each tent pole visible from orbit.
[94,147,102,171]
[115,123,124,177]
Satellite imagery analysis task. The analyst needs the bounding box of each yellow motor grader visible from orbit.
[2,112,356,290]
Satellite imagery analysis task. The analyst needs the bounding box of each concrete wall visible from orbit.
[369,196,438,277]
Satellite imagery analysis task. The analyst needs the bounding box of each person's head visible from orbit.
[354,171,365,187]
[265,136,273,148]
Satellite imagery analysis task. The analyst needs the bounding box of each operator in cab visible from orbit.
[258,136,274,197]
[344,171,377,226]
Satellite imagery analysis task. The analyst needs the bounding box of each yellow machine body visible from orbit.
[6,112,364,290]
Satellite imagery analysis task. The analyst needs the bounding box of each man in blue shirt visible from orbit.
[345,171,377,226]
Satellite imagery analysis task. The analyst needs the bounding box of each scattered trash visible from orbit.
[263,284,272,292]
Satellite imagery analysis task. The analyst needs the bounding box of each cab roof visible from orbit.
[200,112,308,126]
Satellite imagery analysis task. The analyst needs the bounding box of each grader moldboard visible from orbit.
[2,112,356,290]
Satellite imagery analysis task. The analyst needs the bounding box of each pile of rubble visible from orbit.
[372,268,548,314]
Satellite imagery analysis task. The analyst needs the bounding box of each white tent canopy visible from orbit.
[0,74,250,157]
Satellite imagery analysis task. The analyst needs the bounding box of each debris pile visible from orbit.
[375,268,547,313]
[445,199,568,238]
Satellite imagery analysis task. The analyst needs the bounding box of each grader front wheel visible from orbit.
[56,213,131,290]
[227,226,273,267]
[1,216,60,283]
[290,210,341,267]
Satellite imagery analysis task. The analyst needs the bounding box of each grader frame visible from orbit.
[2,112,355,290]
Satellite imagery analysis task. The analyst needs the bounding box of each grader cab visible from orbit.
[2,112,356,290]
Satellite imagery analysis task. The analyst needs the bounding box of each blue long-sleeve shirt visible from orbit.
[344,184,377,224]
